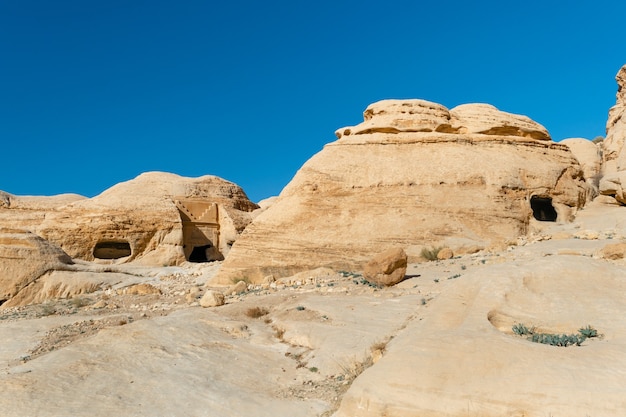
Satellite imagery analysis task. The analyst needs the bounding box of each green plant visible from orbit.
[529,333,585,347]
[578,325,598,338]
[447,274,461,280]
[295,306,305,311]
[420,298,427,305]
[512,323,535,336]
[308,367,318,373]
[421,246,442,261]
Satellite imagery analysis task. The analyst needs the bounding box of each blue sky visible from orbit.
[1,0,624,202]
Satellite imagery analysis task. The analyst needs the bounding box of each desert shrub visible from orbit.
[529,333,585,347]
[592,136,604,144]
[70,297,89,308]
[512,323,535,336]
[231,276,251,285]
[447,274,461,280]
[512,323,599,347]
[578,325,598,338]
[421,246,442,261]
[245,306,269,318]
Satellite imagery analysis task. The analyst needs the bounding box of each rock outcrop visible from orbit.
[601,64,626,205]
[214,100,588,283]
[561,138,602,198]
[0,172,259,266]
[0,228,73,306]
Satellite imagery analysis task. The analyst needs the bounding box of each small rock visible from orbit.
[599,242,626,260]
[226,280,248,295]
[199,290,225,307]
[437,247,454,260]
[186,287,202,303]
[91,300,107,309]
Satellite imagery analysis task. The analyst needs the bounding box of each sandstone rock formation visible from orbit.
[603,64,626,175]
[601,64,626,205]
[334,256,626,417]
[214,100,588,283]
[1,172,259,266]
[362,248,407,286]
[0,228,73,306]
[561,138,602,198]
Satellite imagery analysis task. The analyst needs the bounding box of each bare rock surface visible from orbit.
[214,100,587,283]
[0,201,625,416]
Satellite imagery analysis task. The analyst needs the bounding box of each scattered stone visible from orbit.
[226,280,248,295]
[363,248,408,286]
[199,290,225,307]
[599,242,626,260]
[121,283,162,296]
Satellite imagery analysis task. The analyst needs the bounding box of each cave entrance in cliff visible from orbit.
[93,241,132,259]
[189,244,213,262]
[530,196,557,222]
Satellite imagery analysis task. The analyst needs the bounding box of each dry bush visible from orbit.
[246,306,269,318]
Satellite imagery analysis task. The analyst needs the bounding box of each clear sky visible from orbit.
[1,0,625,203]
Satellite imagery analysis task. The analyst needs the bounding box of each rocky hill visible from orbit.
[1,65,625,417]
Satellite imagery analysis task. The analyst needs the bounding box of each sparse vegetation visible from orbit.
[308,366,318,373]
[245,306,269,318]
[578,325,599,338]
[592,135,604,144]
[512,324,600,347]
[512,323,535,336]
[39,303,56,317]
[69,297,90,308]
[421,246,442,261]
[295,306,306,311]
[231,276,251,285]
[447,274,461,280]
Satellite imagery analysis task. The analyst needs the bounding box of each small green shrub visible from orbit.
[421,246,442,261]
[512,323,535,336]
[529,333,585,347]
[295,306,305,311]
[578,325,598,338]
[308,367,318,373]
[447,274,461,280]
[512,323,599,347]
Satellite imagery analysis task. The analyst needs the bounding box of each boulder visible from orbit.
[199,290,225,307]
[599,171,626,205]
[213,99,588,283]
[436,247,454,260]
[0,228,73,306]
[363,248,407,286]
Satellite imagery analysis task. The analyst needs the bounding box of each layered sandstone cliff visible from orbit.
[214,100,588,283]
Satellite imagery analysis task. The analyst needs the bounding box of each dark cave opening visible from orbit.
[93,241,132,259]
[530,196,557,222]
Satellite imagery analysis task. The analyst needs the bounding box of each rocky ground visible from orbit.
[1,201,625,416]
